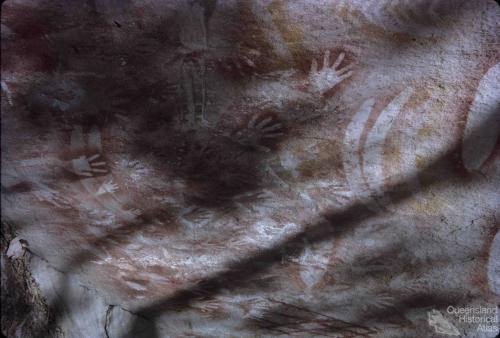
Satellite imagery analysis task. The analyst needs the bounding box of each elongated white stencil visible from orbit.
[462,63,500,172]
[342,98,375,204]
[362,88,413,197]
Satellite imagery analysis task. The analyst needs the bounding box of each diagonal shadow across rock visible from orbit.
[2,1,498,337]
[121,111,498,336]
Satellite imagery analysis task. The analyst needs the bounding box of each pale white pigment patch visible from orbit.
[280,150,300,178]
[462,63,500,172]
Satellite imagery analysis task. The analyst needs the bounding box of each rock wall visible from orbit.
[1,0,499,337]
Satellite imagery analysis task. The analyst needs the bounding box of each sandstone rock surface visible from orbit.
[1,0,499,337]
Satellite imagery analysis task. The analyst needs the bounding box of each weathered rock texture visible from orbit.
[1,0,499,337]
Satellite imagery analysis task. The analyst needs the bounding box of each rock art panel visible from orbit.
[1,0,499,337]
